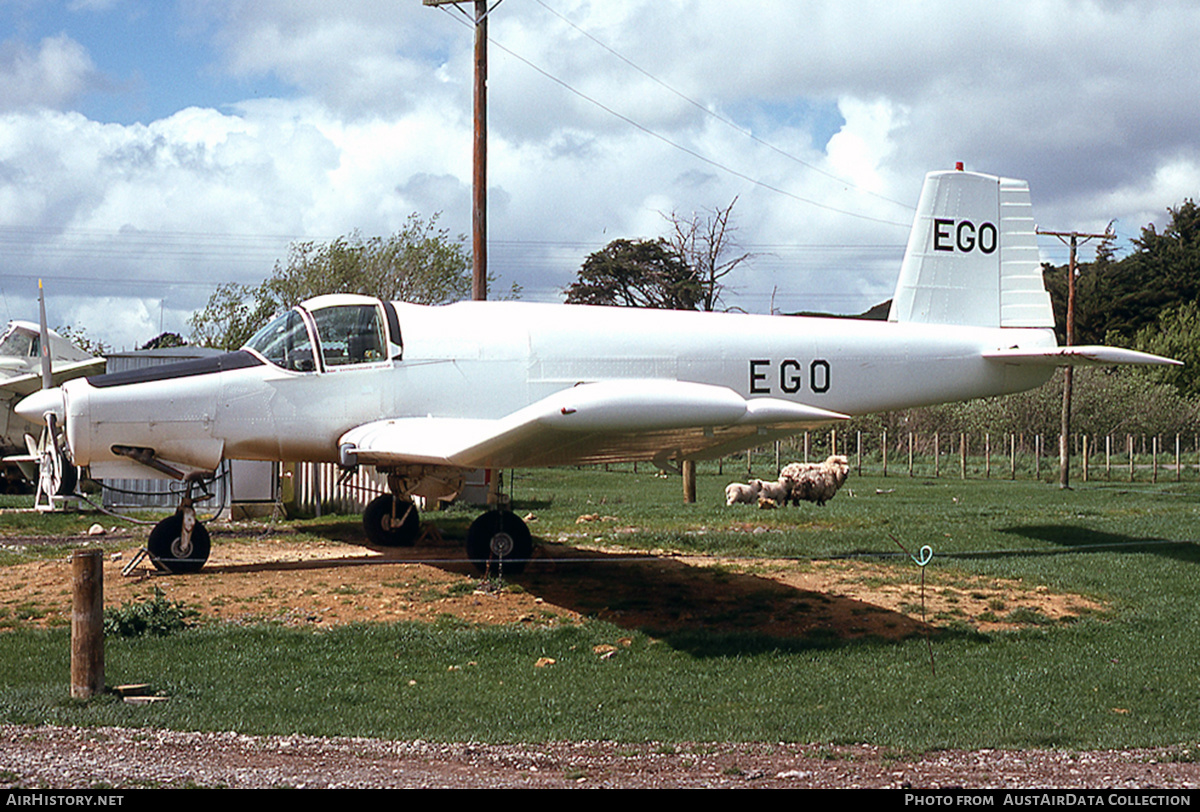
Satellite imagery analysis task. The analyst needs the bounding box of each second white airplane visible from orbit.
[17,166,1179,573]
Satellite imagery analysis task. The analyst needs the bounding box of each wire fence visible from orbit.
[725,430,1200,483]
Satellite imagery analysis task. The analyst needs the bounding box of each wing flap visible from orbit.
[340,379,848,469]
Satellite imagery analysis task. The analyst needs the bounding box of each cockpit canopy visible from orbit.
[0,321,93,363]
[244,295,400,372]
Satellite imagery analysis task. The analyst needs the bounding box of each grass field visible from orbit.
[2,466,1199,750]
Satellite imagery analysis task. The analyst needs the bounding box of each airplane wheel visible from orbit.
[362,495,420,547]
[466,510,532,575]
[37,435,76,497]
[147,513,211,574]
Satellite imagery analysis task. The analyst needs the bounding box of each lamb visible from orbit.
[779,455,850,506]
[724,480,762,505]
[752,478,791,503]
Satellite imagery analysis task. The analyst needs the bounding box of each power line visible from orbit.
[437,5,911,230]
[533,0,914,213]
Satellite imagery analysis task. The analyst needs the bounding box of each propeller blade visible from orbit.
[37,279,51,390]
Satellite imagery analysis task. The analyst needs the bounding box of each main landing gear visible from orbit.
[361,495,533,575]
[466,510,532,576]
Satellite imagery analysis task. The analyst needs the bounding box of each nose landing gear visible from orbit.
[146,480,212,574]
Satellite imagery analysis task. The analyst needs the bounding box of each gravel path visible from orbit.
[4,725,1200,789]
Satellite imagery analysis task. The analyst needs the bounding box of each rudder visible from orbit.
[887,168,1053,328]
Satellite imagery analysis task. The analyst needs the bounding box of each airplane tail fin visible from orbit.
[888,167,1054,329]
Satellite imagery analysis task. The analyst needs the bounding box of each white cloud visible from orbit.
[0,34,98,110]
[4,0,1200,343]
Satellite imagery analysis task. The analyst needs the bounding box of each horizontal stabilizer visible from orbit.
[983,346,1181,367]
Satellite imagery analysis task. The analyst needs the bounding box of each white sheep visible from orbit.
[724,480,762,505]
[779,455,850,506]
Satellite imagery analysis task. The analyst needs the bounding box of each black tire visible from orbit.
[466,510,532,575]
[362,495,420,547]
[147,513,211,574]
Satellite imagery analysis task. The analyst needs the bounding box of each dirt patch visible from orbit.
[0,521,1103,638]
[2,521,1170,790]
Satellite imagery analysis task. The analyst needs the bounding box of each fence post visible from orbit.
[934,432,940,478]
[882,430,888,478]
[1082,435,1089,482]
[856,431,862,477]
[1010,433,1016,480]
[908,432,914,477]
[960,432,967,479]
[71,549,104,699]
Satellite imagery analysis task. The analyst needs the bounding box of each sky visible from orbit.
[2,0,1200,350]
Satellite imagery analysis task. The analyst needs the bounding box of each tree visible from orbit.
[139,332,187,350]
[1132,300,1200,399]
[188,282,277,351]
[665,197,750,312]
[564,238,701,309]
[190,213,471,350]
[1044,200,1200,344]
[54,324,111,358]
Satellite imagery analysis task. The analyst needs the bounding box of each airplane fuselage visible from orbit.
[57,300,1057,477]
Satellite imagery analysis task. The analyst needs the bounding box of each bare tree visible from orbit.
[664,197,751,312]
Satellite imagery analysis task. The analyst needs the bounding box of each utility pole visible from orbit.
[423,0,498,301]
[1037,226,1113,489]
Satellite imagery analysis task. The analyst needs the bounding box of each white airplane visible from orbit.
[0,317,105,495]
[15,167,1179,573]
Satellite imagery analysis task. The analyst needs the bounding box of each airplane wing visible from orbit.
[983,346,1181,367]
[0,358,107,398]
[339,379,849,470]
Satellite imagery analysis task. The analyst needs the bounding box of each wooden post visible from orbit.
[1153,436,1159,483]
[881,430,888,477]
[1035,434,1041,481]
[856,431,862,477]
[1176,434,1181,482]
[960,433,966,479]
[71,549,104,699]
[934,432,940,478]
[1082,435,1089,482]
[682,460,696,504]
[1010,433,1016,480]
[908,432,914,477]
[1128,434,1134,482]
